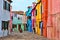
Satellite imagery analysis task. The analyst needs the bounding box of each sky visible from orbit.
[11,0,36,12]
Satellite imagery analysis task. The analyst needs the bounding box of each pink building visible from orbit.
[9,6,13,34]
[32,2,36,28]
[47,0,60,40]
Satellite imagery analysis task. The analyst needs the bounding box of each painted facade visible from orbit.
[47,0,60,40]
[35,0,41,35]
[0,0,12,37]
[26,6,32,32]
[32,2,36,33]
[42,0,48,37]
[9,6,13,34]
[26,6,32,16]
[12,11,27,32]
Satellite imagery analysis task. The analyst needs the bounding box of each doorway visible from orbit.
[18,24,21,31]
[39,21,43,36]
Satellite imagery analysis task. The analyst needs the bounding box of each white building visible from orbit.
[0,0,12,37]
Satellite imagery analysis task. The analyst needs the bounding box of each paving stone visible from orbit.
[0,31,50,40]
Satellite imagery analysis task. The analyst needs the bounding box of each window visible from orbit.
[39,21,43,28]
[35,10,37,16]
[11,16,13,20]
[41,5,42,14]
[6,3,10,11]
[14,14,17,17]
[18,17,20,20]
[42,5,44,13]
[8,4,10,11]
[12,24,17,28]
[2,21,9,30]
[3,1,7,9]
[3,0,10,11]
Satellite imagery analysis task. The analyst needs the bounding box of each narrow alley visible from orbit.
[0,0,60,40]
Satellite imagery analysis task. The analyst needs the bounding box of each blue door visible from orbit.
[39,21,43,35]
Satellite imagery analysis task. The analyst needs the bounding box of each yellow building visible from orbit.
[35,0,42,35]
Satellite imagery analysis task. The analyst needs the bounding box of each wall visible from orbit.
[26,7,32,16]
[0,0,10,37]
[35,0,41,35]
[17,14,27,24]
[12,14,22,24]
[0,0,3,37]
[0,0,2,31]
[22,15,27,24]
[9,6,12,33]
[26,7,32,32]
[2,0,10,21]
[47,0,60,40]
[12,13,26,32]
[0,0,2,20]
[42,0,48,37]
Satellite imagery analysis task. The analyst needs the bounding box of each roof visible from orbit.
[12,11,24,15]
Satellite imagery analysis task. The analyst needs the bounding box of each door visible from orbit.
[39,21,43,36]
[2,21,9,30]
[18,24,21,31]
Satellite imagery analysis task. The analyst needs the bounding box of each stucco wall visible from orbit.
[1,0,10,21]
[26,7,32,16]
[47,0,60,40]
[13,13,27,24]
[0,0,10,37]
[0,0,3,20]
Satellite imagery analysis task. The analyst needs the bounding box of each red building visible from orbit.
[42,0,48,37]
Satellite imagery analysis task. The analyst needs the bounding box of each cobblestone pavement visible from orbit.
[0,31,50,40]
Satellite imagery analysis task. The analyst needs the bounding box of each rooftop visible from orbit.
[12,11,24,15]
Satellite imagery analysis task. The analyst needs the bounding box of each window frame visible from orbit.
[3,0,10,11]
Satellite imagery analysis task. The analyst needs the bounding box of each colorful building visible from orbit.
[35,0,42,35]
[0,0,12,37]
[9,6,13,34]
[47,0,60,40]
[32,2,36,33]
[12,11,27,32]
[42,0,48,37]
[26,6,32,32]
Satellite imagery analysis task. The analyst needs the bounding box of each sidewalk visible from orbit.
[0,31,50,40]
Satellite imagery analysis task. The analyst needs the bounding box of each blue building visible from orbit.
[26,6,32,16]
[26,6,32,32]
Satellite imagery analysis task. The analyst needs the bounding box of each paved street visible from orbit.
[0,31,50,40]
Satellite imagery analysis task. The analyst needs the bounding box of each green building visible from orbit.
[12,11,27,32]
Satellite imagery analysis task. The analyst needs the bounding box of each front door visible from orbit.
[18,24,21,31]
[39,21,43,36]
[2,21,9,30]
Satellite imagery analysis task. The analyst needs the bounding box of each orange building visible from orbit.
[42,0,48,37]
